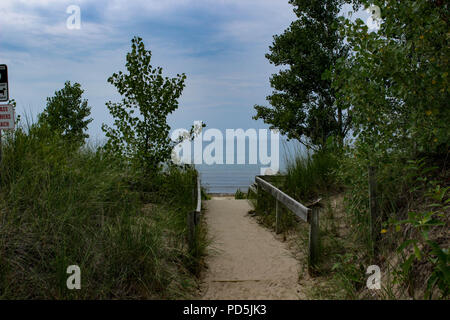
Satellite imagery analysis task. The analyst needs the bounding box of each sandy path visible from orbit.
[200,197,304,300]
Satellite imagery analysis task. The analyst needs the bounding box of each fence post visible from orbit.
[195,174,200,225]
[188,211,196,252]
[0,130,2,187]
[275,199,280,234]
[192,173,196,207]
[368,166,379,255]
[308,207,320,274]
[256,182,261,213]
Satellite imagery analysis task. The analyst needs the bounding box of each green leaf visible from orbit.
[413,243,422,260]
[397,239,416,252]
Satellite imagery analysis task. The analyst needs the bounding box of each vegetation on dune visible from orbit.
[234,188,247,200]
[254,0,351,150]
[37,81,92,146]
[0,37,206,299]
[253,0,449,299]
[284,148,340,202]
[102,36,189,176]
[0,0,448,301]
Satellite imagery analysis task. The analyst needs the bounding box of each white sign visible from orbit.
[0,104,14,130]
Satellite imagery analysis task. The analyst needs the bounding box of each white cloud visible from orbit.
[1,0,299,139]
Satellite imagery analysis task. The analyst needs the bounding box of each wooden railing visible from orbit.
[254,176,322,273]
[187,175,201,252]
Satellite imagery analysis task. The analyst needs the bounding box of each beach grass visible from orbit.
[0,122,205,299]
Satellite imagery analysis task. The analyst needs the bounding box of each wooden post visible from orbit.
[194,211,199,227]
[0,130,2,187]
[368,166,379,252]
[256,183,261,213]
[192,174,196,207]
[193,174,197,225]
[275,199,280,234]
[188,211,196,251]
[308,207,320,274]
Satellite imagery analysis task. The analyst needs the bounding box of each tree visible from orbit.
[333,0,449,159]
[38,81,92,144]
[333,0,449,298]
[254,0,351,150]
[102,36,187,174]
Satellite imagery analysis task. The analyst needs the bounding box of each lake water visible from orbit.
[196,164,262,194]
[195,139,303,194]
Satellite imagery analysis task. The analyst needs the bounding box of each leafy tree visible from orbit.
[254,0,351,150]
[333,0,449,161]
[333,0,449,298]
[38,81,92,144]
[102,37,187,174]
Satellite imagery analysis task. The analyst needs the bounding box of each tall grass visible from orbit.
[248,149,339,235]
[284,150,339,203]
[0,123,203,299]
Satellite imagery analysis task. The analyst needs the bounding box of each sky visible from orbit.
[0,0,296,142]
[0,0,371,145]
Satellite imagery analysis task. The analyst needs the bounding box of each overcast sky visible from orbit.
[0,0,370,144]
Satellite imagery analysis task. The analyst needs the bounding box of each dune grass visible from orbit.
[248,149,339,230]
[283,150,339,203]
[0,123,205,299]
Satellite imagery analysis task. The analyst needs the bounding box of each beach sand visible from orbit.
[200,198,304,300]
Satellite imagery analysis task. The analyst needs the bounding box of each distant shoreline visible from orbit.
[207,193,235,197]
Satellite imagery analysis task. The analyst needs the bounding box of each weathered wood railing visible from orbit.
[187,174,201,252]
[254,176,322,273]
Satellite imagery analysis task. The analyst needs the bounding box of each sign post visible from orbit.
[0,64,8,102]
[0,64,12,179]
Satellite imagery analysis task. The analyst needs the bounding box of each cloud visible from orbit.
[0,0,298,140]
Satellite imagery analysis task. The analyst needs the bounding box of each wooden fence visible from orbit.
[187,175,202,252]
[254,176,322,273]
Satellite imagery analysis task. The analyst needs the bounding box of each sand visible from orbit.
[200,197,304,300]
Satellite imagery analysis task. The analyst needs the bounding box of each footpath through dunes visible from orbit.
[200,197,304,300]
